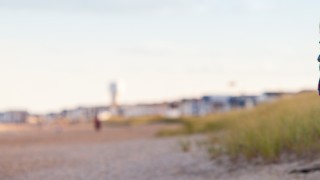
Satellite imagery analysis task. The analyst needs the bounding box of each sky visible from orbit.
[0,0,319,113]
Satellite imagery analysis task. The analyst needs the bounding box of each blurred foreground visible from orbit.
[0,122,319,180]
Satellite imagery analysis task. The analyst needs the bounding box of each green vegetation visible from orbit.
[178,139,192,152]
[104,116,183,126]
[161,92,320,162]
[157,116,229,136]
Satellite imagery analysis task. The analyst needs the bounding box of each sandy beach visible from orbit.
[0,123,319,180]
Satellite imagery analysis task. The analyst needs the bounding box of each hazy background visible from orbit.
[0,0,318,113]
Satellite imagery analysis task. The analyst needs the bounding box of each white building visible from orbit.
[180,99,201,116]
[60,106,107,122]
[121,103,168,117]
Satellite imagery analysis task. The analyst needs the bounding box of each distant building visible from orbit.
[0,111,28,123]
[0,90,287,124]
[258,92,289,103]
[200,96,232,115]
[122,103,168,117]
[180,99,201,116]
[180,95,259,116]
[59,106,108,122]
[166,102,181,118]
[229,96,258,109]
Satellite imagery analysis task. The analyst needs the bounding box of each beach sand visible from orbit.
[0,123,318,180]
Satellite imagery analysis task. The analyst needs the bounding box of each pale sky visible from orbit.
[0,0,319,113]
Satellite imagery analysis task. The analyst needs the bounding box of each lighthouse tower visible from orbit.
[109,82,118,115]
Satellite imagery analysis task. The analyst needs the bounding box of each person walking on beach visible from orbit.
[94,115,101,131]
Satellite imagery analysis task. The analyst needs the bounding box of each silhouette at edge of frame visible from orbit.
[318,52,320,95]
[94,115,101,131]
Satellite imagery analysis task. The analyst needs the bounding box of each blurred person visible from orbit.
[318,51,320,96]
[93,115,101,131]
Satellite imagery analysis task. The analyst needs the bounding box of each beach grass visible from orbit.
[105,115,183,126]
[160,92,320,162]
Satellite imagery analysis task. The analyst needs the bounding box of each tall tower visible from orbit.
[109,82,118,115]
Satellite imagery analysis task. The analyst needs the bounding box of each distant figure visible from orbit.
[318,53,320,95]
[94,115,101,131]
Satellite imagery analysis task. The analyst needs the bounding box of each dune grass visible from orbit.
[104,115,184,126]
[157,115,230,136]
[161,92,320,162]
[223,92,320,162]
